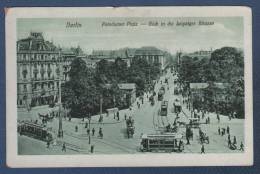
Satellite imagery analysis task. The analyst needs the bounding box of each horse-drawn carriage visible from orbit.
[166,123,178,133]
[149,95,155,106]
[126,117,135,138]
[173,99,182,114]
[189,118,200,128]
[158,87,165,101]
[199,129,209,144]
[186,125,194,141]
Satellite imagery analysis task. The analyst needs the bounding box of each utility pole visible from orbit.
[88,113,91,144]
[100,94,103,116]
[58,50,63,138]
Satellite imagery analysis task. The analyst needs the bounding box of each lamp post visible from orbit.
[57,51,63,138]
[88,113,91,144]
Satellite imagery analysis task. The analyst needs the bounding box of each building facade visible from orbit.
[90,47,167,70]
[134,46,166,70]
[17,32,77,108]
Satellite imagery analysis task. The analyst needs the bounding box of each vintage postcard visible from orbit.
[5,7,253,167]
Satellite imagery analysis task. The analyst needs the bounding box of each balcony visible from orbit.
[31,77,57,82]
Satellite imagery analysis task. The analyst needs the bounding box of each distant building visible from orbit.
[90,48,134,67]
[185,49,213,59]
[134,46,166,70]
[17,32,78,108]
[90,46,167,70]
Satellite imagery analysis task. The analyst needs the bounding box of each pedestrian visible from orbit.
[201,145,205,154]
[228,134,231,142]
[239,142,244,151]
[99,127,103,138]
[217,113,220,123]
[208,117,210,124]
[233,136,237,145]
[227,126,230,134]
[222,128,226,135]
[85,122,88,128]
[174,139,178,147]
[87,128,90,135]
[218,127,221,135]
[228,138,232,148]
[186,137,190,145]
[92,128,95,136]
[75,125,78,132]
[117,111,120,121]
[91,145,94,153]
[124,114,127,120]
[62,143,66,152]
[46,141,50,148]
[178,140,183,151]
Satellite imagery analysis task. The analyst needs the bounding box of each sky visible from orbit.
[17,17,243,54]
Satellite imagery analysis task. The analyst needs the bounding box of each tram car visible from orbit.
[126,117,135,138]
[173,99,182,113]
[160,101,168,116]
[140,133,183,152]
[18,121,53,142]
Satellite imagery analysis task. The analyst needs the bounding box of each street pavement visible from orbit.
[18,69,244,154]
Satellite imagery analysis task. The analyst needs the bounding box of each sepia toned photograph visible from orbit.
[6,7,253,167]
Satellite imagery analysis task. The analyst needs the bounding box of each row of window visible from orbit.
[18,53,59,61]
[18,82,60,92]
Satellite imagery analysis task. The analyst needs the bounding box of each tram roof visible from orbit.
[22,121,46,129]
[141,133,182,139]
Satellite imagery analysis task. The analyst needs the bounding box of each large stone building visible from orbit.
[17,32,77,108]
[89,48,134,67]
[134,46,166,70]
[89,46,166,69]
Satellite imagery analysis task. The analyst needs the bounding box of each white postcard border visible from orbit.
[5,6,253,167]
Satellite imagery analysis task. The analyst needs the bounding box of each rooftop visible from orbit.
[118,83,136,90]
[190,82,229,90]
[17,32,58,52]
[135,46,164,56]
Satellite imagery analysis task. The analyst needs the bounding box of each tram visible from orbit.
[160,101,168,116]
[18,121,53,142]
[140,133,183,152]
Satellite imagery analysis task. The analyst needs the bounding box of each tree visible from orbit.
[62,57,98,118]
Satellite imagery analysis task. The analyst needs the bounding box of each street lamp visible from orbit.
[88,113,91,144]
[57,51,63,138]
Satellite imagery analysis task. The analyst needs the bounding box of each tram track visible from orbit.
[95,137,136,153]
